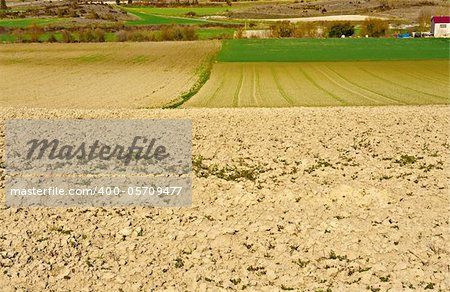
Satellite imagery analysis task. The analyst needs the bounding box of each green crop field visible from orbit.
[124,6,240,17]
[218,39,450,62]
[183,38,450,108]
[0,18,63,28]
[184,60,449,107]
[122,1,284,17]
[0,32,117,42]
[124,8,217,25]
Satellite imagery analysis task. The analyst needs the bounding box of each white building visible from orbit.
[431,16,450,38]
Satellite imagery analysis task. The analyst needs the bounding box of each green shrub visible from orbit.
[328,22,354,38]
[60,30,74,43]
[271,21,295,38]
[116,30,128,42]
[29,24,42,42]
[160,25,196,41]
[361,18,389,37]
[294,22,320,38]
[79,29,95,42]
[128,31,145,42]
[47,33,57,43]
[181,26,197,41]
[93,28,105,42]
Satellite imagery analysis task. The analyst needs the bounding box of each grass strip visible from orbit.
[163,50,218,109]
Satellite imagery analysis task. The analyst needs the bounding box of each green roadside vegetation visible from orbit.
[0,18,63,28]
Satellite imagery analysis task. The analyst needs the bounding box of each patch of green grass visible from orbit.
[124,6,240,17]
[0,18,63,28]
[230,278,241,285]
[174,257,184,268]
[1,32,117,43]
[328,250,348,261]
[124,8,211,25]
[305,159,334,174]
[0,34,16,42]
[424,283,435,289]
[50,226,72,235]
[218,38,450,62]
[393,154,421,166]
[191,154,264,182]
[292,259,309,268]
[379,275,390,282]
[164,52,216,108]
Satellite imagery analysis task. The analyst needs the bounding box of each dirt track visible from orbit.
[0,105,448,291]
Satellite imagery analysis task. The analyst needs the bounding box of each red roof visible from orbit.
[432,16,450,23]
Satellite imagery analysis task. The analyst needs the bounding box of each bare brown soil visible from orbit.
[0,41,220,109]
[0,105,448,291]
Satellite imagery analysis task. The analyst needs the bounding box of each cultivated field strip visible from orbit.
[0,41,220,109]
[184,60,449,107]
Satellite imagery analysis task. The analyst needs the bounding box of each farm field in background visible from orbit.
[0,41,220,109]
[124,9,208,25]
[118,1,283,18]
[218,39,450,62]
[0,18,63,28]
[123,7,228,25]
[184,60,449,107]
[1,39,448,109]
[123,6,242,17]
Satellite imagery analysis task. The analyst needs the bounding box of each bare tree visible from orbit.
[418,8,433,32]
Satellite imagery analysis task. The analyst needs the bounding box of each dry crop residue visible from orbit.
[0,106,448,291]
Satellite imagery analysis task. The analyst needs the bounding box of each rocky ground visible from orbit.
[0,105,449,291]
[229,0,449,22]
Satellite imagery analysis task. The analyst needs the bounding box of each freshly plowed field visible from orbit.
[184,60,449,107]
[0,41,220,109]
[0,106,448,291]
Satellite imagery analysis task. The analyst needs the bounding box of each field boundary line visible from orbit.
[316,67,379,104]
[204,73,226,107]
[320,66,402,105]
[390,66,449,85]
[359,67,449,101]
[233,65,244,107]
[325,66,405,105]
[298,67,348,106]
[270,66,294,106]
[163,49,219,109]
[251,65,259,106]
